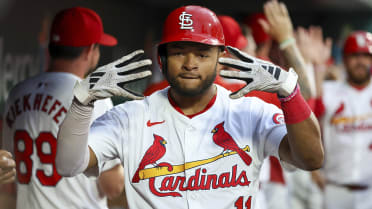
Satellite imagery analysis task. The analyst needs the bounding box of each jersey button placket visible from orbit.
[184,123,195,207]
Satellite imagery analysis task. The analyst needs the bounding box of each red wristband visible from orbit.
[279,85,312,124]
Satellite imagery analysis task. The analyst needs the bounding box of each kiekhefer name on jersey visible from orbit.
[6,93,67,128]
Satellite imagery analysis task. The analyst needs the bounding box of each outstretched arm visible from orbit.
[56,50,152,177]
[98,160,125,199]
[279,113,323,170]
[219,46,324,170]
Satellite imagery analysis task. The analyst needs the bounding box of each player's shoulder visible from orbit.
[216,85,271,106]
[110,87,168,117]
[7,73,45,100]
[216,85,278,114]
[323,80,344,92]
[322,80,348,100]
[9,72,78,94]
[41,72,80,87]
[8,73,42,94]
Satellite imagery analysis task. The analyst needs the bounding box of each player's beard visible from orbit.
[165,63,217,97]
[346,63,371,85]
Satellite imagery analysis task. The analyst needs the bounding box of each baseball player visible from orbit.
[318,31,372,209]
[2,7,124,209]
[56,5,323,209]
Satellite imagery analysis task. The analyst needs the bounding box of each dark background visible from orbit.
[1,0,372,111]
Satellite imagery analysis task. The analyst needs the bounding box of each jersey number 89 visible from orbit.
[14,130,62,186]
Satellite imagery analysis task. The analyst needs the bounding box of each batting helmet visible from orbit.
[158,5,225,71]
[159,5,225,46]
[343,31,372,56]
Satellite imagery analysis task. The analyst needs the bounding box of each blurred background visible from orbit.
[1,1,372,209]
[1,0,372,110]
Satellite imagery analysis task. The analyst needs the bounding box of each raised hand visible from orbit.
[296,26,332,66]
[74,50,152,105]
[260,0,294,43]
[309,26,333,65]
[219,46,298,99]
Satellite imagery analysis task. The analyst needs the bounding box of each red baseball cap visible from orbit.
[244,13,271,45]
[343,31,372,56]
[218,15,248,50]
[50,7,117,47]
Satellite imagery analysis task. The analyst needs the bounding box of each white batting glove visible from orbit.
[218,46,298,99]
[74,50,152,105]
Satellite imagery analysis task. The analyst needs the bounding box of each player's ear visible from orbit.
[218,46,227,58]
[83,44,96,60]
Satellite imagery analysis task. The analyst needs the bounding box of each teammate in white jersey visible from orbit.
[318,31,372,209]
[2,7,124,209]
[55,5,323,209]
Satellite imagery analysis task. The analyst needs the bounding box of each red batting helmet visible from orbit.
[158,5,225,71]
[159,5,225,46]
[343,31,372,56]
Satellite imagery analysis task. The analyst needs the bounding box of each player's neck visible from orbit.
[169,85,217,116]
[48,59,88,79]
[347,77,371,90]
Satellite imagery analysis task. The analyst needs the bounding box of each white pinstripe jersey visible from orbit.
[88,85,287,209]
[322,80,372,185]
[2,72,112,209]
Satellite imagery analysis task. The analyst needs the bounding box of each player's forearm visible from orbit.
[278,84,323,170]
[98,162,125,199]
[283,113,324,170]
[56,99,93,177]
[281,43,313,100]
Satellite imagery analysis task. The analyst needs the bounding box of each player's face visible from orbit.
[344,53,372,85]
[165,42,221,96]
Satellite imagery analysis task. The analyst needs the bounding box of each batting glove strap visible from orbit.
[280,85,312,124]
[218,46,298,99]
[277,68,298,97]
[278,84,299,103]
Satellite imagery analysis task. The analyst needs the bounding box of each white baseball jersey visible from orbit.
[2,72,113,209]
[88,85,287,209]
[321,80,372,185]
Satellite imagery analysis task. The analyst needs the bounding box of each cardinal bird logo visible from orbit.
[211,122,252,166]
[334,102,345,116]
[132,134,168,183]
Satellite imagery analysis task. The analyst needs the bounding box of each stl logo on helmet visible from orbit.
[179,11,193,30]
